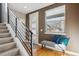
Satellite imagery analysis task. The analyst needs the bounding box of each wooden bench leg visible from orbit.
[42,44,43,48]
[62,50,65,55]
[42,44,45,48]
[44,45,45,48]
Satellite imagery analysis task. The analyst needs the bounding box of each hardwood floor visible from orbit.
[33,44,64,56]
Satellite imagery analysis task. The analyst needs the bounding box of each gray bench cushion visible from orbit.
[41,40,55,47]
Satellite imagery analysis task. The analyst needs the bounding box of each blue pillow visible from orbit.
[52,35,62,44]
[60,37,69,46]
[52,35,69,46]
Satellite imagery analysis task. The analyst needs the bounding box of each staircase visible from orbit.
[0,23,21,56]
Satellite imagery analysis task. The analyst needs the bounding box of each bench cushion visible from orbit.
[41,40,66,51]
[41,40,55,47]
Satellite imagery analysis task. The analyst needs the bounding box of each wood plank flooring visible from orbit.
[33,45,64,56]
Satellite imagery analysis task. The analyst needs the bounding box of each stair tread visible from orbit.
[0,33,10,35]
[0,42,16,52]
[0,42,16,47]
[0,37,13,40]
[0,32,10,33]
[0,23,6,24]
[0,48,19,56]
[0,26,7,27]
[0,27,7,29]
[0,33,11,38]
[0,37,13,44]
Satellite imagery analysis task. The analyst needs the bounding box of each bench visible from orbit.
[41,40,66,53]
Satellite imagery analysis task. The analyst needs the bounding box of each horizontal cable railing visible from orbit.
[7,7,33,56]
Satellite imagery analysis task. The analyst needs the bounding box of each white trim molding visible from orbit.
[65,50,79,56]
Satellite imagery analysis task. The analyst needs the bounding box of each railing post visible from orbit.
[30,32,33,56]
[7,7,9,24]
[15,18,17,37]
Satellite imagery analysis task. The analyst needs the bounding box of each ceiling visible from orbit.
[8,3,53,14]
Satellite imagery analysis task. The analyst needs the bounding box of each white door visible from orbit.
[29,12,39,44]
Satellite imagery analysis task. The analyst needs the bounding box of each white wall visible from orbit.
[66,4,79,54]
[11,10,26,24]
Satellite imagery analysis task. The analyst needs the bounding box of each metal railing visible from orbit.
[7,7,33,56]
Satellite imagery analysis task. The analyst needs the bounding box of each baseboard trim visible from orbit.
[65,50,79,56]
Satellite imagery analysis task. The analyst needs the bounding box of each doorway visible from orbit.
[29,12,39,45]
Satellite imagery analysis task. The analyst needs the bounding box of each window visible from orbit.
[45,5,65,34]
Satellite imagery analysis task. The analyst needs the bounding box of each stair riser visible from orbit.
[0,48,19,56]
[0,24,6,26]
[0,30,9,33]
[0,27,7,29]
[0,34,11,38]
[0,42,16,53]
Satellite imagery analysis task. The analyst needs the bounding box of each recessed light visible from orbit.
[24,6,27,8]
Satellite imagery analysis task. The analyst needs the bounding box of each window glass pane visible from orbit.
[45,5,65,34]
